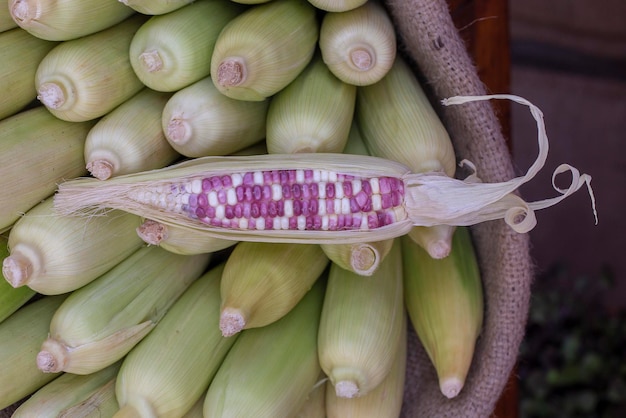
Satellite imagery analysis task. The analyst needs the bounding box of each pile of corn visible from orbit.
[0,0,485,416]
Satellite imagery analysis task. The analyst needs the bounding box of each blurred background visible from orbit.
[507,1,626,416]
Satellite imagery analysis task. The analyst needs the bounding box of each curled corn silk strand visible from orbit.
[53,94,597,244]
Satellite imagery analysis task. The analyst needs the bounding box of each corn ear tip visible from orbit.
[427,240,452,259]
[2,253,32,287]
[136,220,167,245]
[86,160,114,181]
[37,339,67,373]
[440,376,464,399]
[335,380,360,398]
[220,307,246,337]
[350,244,378,275]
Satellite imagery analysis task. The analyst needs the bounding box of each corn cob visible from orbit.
[319,0,396,86]
[0,107,94,233]
[2,198,144,295]
[114,263,238,418]
[54,93,598,241]
[136,218,236,255]
[129,0,243,93]
[318,239,404,398]
[35,15,147,122]
[85,88,179,180]
[119,0,194,15]
[219,241,329,336]
[266,52,356,154]
[8,0,135,41]
[356,55,458,259]
[162,76,269,158]
[325,312,407,417]
[37,245,211,375]
[0,294,67,410]
[401,227,483,398]
[0,234,35,324]
[306,0,366,12]
[11,361,121,418]
[210,0,319,101]
[203,277,325,417]
[58,378,119,418]
[0,28,57,120]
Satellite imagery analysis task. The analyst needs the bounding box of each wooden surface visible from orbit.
[447,1,519,417]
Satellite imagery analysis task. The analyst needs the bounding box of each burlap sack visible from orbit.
[384,0,534,417]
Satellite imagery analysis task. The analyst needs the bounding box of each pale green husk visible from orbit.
[401,227,483,399]
[0,107,94,232]
[219,241,329,335]
[203,278,325,417]
[210,0,319,101]
[115,263,238,418]
[3,198,144,295]
[0,28,57,120]
[318,239,404,398]
[85,88,180,180]
[11,362,121,417]
[0,294,67,410]
[266,52,356,154]
[129,0,243,92]
[38,245,211,374]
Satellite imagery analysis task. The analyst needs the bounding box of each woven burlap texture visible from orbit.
[384,0,534,417]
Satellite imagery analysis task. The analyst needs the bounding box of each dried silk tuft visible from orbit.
[401,94,598,233]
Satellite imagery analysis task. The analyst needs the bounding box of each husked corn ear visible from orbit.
[356,55,458,258]
[0,107,94,232]
[58,377,119,418]
[136,218,237,255]
[129,0,243,92]
[319,239,393,276]
[0,294,67,410]
[319,0,396,86]
[210,0,319,101]
[120,0,193,15]
[220,241,328,336]
[8,0,135,41]
[0,28,56,120]
[54,153,416,244]
[0,234,35,323]
[37,246,211,375]
[35,15,147,122]
[162,76,269,158]
[12,361,121,418]
[203,278,325,417]
[401,227,484,399]
[318,239,404,398]
[115,263,238,418]
[306,0,366,12]
[2,198,144,295]
[266,52,356,154]
[326,312,406,417]
[85,88,180,180]
[55,94,598,241]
